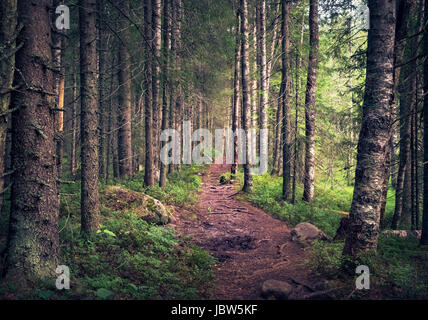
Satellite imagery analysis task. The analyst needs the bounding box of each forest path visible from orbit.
[172,162,314,299]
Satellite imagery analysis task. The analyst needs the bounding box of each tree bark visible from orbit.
[174,0,183,173]
[271,90,282,175]
[0,0,17,214]
[105,54,115,182]
[152,0,162,172]
[241,0,253,192]
[52,0,65,206]
[70,70,78,179]
[144,0,155,186]
[302,0,319,203]
[259,0,268,175]
[231,7,241,176]
[97,0,106,180]
[168,0,175,175]
[117,0,133,179]
[421,0,428,245]
[5,0,59,282]
[391,0,414,229]
[250,23,257,167]
[79,0,100,233]
[159,0,170,187]
[281,0,291,201]
[292,11,305,205]
[343,0,396,257]
[266,0,280,95]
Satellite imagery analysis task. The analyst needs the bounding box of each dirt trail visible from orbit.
[172,163,314,299]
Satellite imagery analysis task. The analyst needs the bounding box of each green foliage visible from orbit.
[244,173,342,238]
[238,168,428,299]
[122,165,204,206]
[366,235,428,299]
[95,288,114,300]
[219,172,234,184]
[305,241,344,278]
[0,164,214,300]
[54,207,216,300]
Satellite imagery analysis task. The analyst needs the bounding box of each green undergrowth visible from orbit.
[122,165,206,207]
[0,164,215,300]
[232,169,427,299]
[236,171,396,238]
[305,236,428,299]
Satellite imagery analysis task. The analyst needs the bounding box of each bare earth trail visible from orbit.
[171,163,314,299]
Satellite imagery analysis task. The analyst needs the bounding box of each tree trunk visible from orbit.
[292,11,305,205]
[0,0,17,214]
[266,0,280,94]
[391,0,414,229]
[174,0,183,173]
[79,0,100,233]
[159,0,170,187]
[144,0,155,186]
[259,0,268,175]
[105,54,115,182]
[70,70,78,179]
[5,0,59,282]
[231,7,241,176]
[168,0,175,175]
[52,0,65,208]
[415,73,421,230]
[410,88,416,229]
[422,0,428,245]
[271,90,282,175]
[302,0,319,203]
[152,0,162,172]
[250,23,257,167]
[97,0,106,180]
[343,0,396,257]
[281,0,291,201]
[241,0,253,192]
[118,0,133,179]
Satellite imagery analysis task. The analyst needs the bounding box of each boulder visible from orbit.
[261,280,293,300]
[291,222,330,245]
[104,186,171,225]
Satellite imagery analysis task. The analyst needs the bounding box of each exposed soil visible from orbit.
[171,163,315,300]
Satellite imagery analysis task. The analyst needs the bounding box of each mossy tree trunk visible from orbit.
[5,0,59,283]
[343,0,396,257]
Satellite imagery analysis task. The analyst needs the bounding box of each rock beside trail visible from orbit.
[290,222,330,245]
[261,280,293,300]
[104,186,171,225]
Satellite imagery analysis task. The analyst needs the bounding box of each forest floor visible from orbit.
[171,162,316,299]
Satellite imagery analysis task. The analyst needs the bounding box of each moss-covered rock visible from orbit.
[103,186,171,225]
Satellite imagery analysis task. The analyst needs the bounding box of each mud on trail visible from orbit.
[171,163,315,300]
